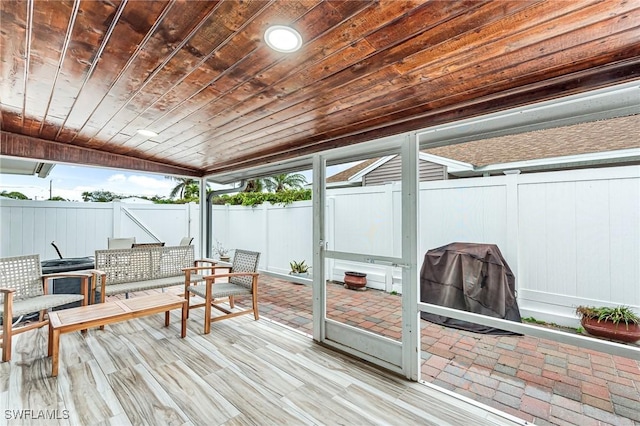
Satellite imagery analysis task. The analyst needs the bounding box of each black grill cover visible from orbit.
[420,242,521,335]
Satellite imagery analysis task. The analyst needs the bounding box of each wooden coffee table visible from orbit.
[47,293,187,377]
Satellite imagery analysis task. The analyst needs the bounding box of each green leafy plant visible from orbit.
[522,316,546,325]
[576,305,640,328]
[212,189,311,207]
[1,190,30,200]
[522,316,579,333]
[82,190,120,202]
[289,260,310,274]
[263,173,307,193]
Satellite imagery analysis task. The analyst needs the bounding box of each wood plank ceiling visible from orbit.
[1,0,639,179]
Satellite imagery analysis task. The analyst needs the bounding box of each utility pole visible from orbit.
[49,179,52,199]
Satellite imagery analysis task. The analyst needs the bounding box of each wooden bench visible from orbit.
[93,245,212,302]
[47,293,187,376]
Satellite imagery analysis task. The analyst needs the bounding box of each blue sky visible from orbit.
[0,163,349,201]
[0,165,178,201]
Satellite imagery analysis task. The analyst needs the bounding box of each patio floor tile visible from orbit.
[520,394,551,420]
[229,275,640,425]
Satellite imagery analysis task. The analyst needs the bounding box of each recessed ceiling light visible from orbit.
[137,129,158,137]
[264,25,302,53]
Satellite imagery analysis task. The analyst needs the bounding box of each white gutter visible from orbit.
[418,152,473,172]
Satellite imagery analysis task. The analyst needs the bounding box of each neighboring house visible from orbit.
[326,154,472,188]
[327,114,640,187]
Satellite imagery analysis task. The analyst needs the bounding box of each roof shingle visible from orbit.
[426,115,639,167]
[327,114,639,182]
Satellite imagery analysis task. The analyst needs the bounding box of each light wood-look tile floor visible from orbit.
[1,308,527,426]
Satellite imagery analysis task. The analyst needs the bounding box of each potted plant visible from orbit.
[289,260,310,278]
[575,305,640,343]
[214,240,231,262]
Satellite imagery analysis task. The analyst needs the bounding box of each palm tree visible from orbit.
[168,177,198,199]
[183,182,200,199]
[243,179,264,193]
[263,173,307,193]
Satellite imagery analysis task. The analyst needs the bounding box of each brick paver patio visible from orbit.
[248,275,640,425]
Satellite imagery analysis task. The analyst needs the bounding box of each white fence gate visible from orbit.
[0,200,200,259]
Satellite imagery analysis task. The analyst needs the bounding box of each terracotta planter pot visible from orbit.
[581,317,640,343]
[344,271,367,290]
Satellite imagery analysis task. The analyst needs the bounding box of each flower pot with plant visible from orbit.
[214,240,231,262]
[289,260,310,279]
[575,305,640,343]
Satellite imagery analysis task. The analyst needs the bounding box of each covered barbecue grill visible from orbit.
[42,242,97,309]
[420,242,522,335]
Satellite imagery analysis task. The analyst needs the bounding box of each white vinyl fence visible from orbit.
[0,200,200,259]
[1,165,638,326]
[419,166,640,325]
[214,165,640,327]
[212,200,312,276]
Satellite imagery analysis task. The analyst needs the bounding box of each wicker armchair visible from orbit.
[183,250,260,334]
[0,254,93,362]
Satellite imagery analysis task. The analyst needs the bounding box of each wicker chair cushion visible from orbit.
[0,294,85,317]
[188,282,252,299]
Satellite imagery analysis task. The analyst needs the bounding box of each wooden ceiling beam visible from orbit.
[0,131,201,177]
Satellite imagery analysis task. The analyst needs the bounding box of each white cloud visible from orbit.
[50,186,99,201]
[107,174,126,183]
[54,188,86,201]
[129,175,173,190]
[83,174,174,198]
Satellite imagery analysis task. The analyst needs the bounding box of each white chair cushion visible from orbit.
[0,294,86,317]
[188,282,252,299]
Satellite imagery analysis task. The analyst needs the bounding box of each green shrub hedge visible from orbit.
[212,189,311,207]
